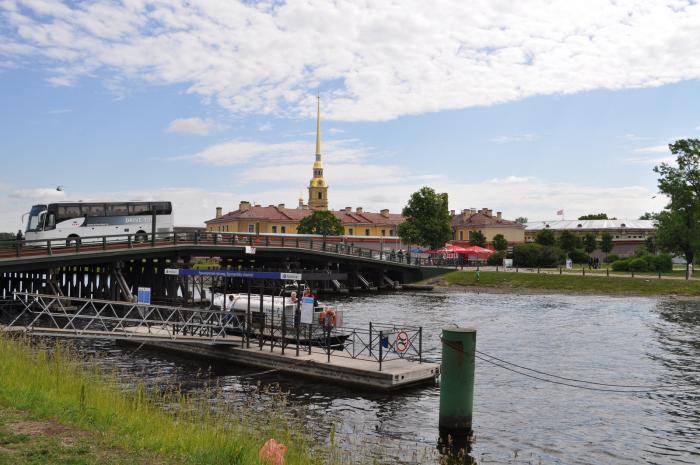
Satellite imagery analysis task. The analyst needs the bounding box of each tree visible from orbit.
[535,229,555,246]
[514,217,528,224]
[397,186,452,250]
[558,230,578,254]
[296,210,344,236]
[644,236,657,254]
[600,232,614,259]
[583,233,597,254]
[654,139,700,276]
[469,231,486,247]
[578,213,610,220]
[492,233,508,252]
[639,212,656,220]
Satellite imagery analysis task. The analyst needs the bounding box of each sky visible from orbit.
[1,0,700,231]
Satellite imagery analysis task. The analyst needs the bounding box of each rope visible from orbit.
[443,340,695,394]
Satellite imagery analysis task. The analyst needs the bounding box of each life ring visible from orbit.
[318,308,337,327]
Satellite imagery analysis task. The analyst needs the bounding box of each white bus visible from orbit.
[24,201,174,245]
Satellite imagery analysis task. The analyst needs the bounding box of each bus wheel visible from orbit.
[66,235,81,247]
[135,231,148,243]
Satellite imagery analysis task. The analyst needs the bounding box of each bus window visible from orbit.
[152,202,172,215]
[83,204,105,216]
[129,203,150,215]
[57,204,81,221]
[106,204,128,216]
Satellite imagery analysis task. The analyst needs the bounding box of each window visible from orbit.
[281,226,286,233]
[106,204,128,216]
[381,229,386,236]
[390,229,395,236]
[83,204,105,216]
[152,202,172,215]
[248,224,255,233]
[459,231,464,240]
[58,204,81,220]
[348,228,354,235]
[365,229,370,236]
[272,226,278,233]
[318,192,322,200]
[129,203,150,215]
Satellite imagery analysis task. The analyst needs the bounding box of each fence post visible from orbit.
[47,240,52,255]
[583,268,585,276]
[439,326,476,449]
[658,270,661,279]
[369,322,373,358]
[378,330,383,371]
[102,236,107,250]
[606,268,609,277]
[308,324,312,355]
[419,326,423,364]
[632,270,635,278]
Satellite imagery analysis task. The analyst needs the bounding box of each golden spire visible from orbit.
[315,94,321,160]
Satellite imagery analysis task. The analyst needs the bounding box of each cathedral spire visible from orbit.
[315,94,321,160]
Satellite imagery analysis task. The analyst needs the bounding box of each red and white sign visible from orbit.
[395,330,410,353]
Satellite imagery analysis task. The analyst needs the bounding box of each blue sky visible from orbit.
[1,0,700,230]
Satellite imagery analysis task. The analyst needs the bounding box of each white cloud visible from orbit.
[257,122,272,131]
[47,108,71,114]
[183,138,371,166]
[166,117,217,135]
[490,134,538,143]
[9,188,66,199]
[623,155,675,165]
[327,128,344,134]
[633,144,669,153]
[2,1,700,121]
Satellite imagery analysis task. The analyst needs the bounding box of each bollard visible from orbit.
[439,327,476,450]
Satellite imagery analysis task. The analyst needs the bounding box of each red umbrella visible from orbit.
[430,244,468,254]
[462,246,495,259]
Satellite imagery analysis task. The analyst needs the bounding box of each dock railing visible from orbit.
[2,292,424,371]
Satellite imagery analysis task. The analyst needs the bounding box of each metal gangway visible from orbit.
[1,292,245,345]
[0,292,426,371]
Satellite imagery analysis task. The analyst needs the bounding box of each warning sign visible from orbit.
[395,330,410,353]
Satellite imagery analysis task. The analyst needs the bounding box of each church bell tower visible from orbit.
[308,95,328,211]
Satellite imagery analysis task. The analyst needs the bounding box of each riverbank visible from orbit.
[432,270,700,297]
[0,335,335,465]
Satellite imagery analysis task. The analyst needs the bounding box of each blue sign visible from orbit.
[164,268,302,281]
[137,287,151,304]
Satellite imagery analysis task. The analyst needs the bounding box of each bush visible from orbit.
[646,253,673,272]
[612,259,629,271]
[513,243,562,268]
[487,251,506,266]
[567,249,589,264]
[628,258,648,272]
[605,254,620,263]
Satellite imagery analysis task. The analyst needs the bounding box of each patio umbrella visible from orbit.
[462,245,495,259]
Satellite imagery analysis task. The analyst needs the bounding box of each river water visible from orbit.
[76,291,700,464]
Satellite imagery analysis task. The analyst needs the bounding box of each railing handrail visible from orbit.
[0,231,420,267]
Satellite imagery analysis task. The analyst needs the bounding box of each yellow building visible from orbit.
[205,98,402,236]
[450,208,525,246]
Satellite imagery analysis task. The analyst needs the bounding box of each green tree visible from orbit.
[583,233,597,254]
[558,230,577,254]
[654,139,700,276]
[578,213,611,220]
[534,229,555,246]
[644,236,657,254]
[397,186,452,250]
[600,232,614,259]
[639,212,656,220]
[514,217,528,224]
[492,233,508,252]
[469,231,487,247]
[296,210,344,236]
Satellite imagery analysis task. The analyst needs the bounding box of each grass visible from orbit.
[442,270,700,296]
[0,336,334,465]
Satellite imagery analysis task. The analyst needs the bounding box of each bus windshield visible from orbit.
[26,204,46,232]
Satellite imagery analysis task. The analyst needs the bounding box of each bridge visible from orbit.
[0,231,445,302]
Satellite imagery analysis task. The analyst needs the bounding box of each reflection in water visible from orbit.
[72,292,700,464]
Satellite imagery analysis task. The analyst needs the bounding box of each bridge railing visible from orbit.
[0,231,421,267]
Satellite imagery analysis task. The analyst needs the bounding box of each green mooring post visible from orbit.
[439,326,476,449]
